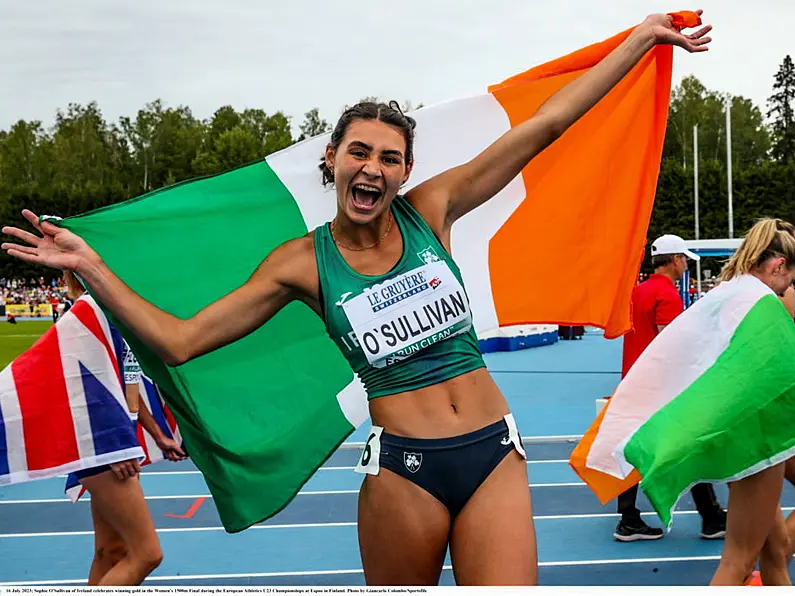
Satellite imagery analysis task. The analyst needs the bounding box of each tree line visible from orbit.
[1,56,793,280]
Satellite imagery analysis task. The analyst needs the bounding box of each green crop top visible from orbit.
[314,195,486,399]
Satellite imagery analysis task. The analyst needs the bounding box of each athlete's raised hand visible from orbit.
[645,10,712,53]
[2,209,99,272]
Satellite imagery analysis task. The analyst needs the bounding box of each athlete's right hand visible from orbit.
[110,458,141,481]
[1,209,99,273]
[156,436,188,462]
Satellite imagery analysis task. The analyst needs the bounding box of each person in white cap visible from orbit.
[613,234,727,542]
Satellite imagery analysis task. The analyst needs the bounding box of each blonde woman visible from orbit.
[711,219,795,586]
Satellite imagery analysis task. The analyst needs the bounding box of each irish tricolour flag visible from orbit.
[51,16,683,532]
[571,274,795,526]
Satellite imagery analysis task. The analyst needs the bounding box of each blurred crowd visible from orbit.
[1,277,69,320]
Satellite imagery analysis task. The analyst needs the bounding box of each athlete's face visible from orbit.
[325,119,413,225]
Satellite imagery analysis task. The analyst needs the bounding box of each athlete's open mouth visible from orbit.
[350,184,383,212]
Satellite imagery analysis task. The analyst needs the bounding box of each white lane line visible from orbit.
[1,506,770,538]
[0,482,587,504]
[0,555,724,585]
[51,459,574,477]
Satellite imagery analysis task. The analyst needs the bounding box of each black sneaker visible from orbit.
[701,511,727,540]
[613,518,664,542]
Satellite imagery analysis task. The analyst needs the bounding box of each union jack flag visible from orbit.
[65,373,185,502]
[0,295,143,486]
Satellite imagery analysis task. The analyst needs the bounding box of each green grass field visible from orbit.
[0,321,53,369]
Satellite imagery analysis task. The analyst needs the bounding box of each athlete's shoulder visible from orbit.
[253,233,318,289]
[402,188,451,251]
[267,233,316,261]
[271,234,321,301]
[404,185,445,219]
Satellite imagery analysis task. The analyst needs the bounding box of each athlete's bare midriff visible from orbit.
[367,367,510,439]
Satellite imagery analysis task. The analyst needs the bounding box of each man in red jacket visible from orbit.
[614,234,727,542]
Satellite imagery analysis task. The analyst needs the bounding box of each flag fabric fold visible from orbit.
[66,373,186,502]
[136,375,185,466]
[47,15,684,532]
[571,275,795,526]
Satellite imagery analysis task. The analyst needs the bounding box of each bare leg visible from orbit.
[784,457,795,558]
[759,506,792,586]
[86,497,128,585]
[449,451,537,585]
[711,464,786,586]
[80,471,163,585]
[358,468,451,585]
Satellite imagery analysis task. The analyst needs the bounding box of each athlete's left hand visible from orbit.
[643,10,712,52]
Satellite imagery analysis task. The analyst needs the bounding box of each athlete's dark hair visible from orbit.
[319,101,416,187]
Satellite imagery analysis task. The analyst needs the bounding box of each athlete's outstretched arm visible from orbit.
[2,210,315,366]
[412,11,711,228]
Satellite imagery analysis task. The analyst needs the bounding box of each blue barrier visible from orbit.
[478,325,559,353]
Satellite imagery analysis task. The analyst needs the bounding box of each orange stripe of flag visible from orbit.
[569,397,641,504]
[482,14,701,338]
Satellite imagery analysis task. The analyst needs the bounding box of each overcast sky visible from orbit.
[2,1,793,133]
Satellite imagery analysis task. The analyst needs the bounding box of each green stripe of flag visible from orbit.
[626,294,795,525]
[60,159,356,532]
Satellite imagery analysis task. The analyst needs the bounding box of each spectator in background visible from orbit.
[0,277,68,320]
[614,234,727,542]
[50,295,61,322]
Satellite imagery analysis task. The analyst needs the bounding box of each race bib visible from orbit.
[122,341,142,385]
[354,426,384,475]
[342,261,472,367]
